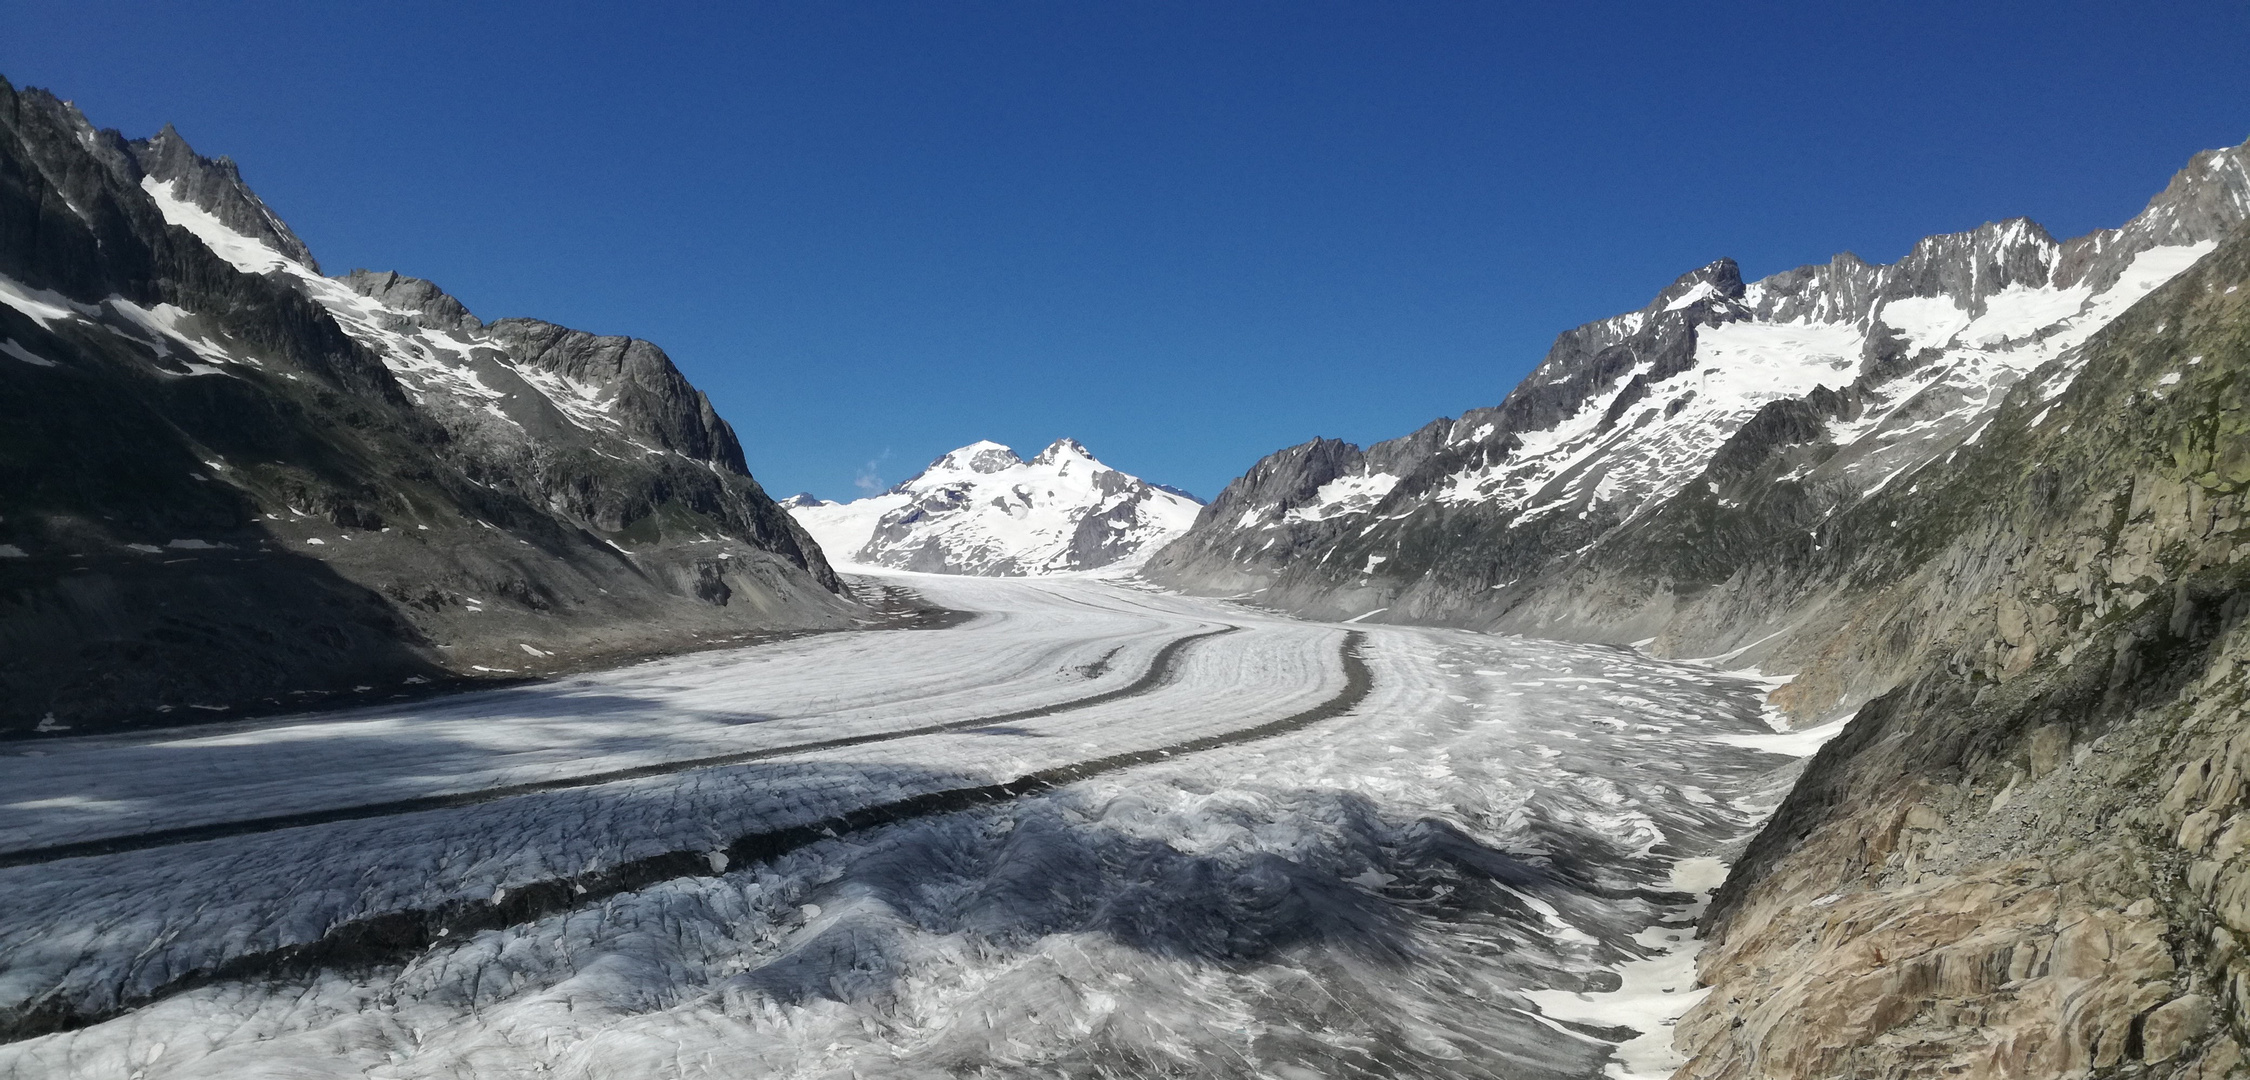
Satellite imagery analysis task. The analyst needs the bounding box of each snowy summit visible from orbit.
[787,439,1202,575]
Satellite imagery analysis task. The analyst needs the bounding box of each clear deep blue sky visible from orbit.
[6,2,2248,499]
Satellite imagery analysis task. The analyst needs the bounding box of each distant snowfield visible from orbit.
[0,574,1806,1080]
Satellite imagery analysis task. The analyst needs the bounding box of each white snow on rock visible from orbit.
[138,177,295,275]
[0,273,99,330]
[1285,470,1402,523]
[1524,857,1731,1080]
[1433,235,2214,527]
[1207,140,2250,558]
[0,338,57,368]
[1663,279,1720,311]
[788,439,1202,575]
[139,177,649,447]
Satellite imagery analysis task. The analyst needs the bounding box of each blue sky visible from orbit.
[6,2,2248,500]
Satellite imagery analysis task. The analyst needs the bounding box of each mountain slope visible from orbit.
[1148,138,2250,680]
[1674,211,2250,1080]
[0,75,854,736]
[788,439,1202,575]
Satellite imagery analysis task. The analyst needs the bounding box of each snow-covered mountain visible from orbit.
[0,78,849,735]
[1149,137,2250,649]
[789,440,1202,575]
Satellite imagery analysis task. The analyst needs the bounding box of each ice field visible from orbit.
[0,573,1811,1079]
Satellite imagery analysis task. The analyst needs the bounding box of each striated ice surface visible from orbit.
[0,574,1805,1079]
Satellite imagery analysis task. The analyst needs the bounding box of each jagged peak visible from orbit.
[147,122,192,154]
[1902,215,2059,261]
[922,441,1024,478]
[1990,215,2059,247]
[129,122,321,273]
[1203,436,1363,515]
[1632,259,1750,318]
[1647,258,1747,313]
[1763,140,2250,311]
[2121,135,2250,245]
[1031,437,1096,466]
[2156,138,2250,199]
[340,269,482,334]
[794,437,1197,575]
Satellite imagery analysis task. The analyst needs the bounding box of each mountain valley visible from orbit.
[5,62,2250,1080]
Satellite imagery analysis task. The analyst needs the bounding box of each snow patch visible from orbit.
[1710,715,1850,758]
[1284,471,1401,523]
[0,274,98,329]
[1878,295,1968,351]
[1663,281,1719,311]
[141,177,292,274]
[0,339,57,368]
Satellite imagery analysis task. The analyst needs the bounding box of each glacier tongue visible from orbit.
[790,439,1203,575]
[0,573,1793,1080]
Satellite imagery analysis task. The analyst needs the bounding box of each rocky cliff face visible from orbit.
[0,75,854,736]
[1674,215,2250,1080]
[787,439,1201,576]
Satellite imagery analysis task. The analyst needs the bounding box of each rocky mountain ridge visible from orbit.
[0,75,855,736]
[787,439,1202,575]
[1148,138,2250,683]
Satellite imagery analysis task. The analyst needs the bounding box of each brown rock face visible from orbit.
[1671,221,2250,1077]
[1677,612,2250,1079]
[2148,995,2218,1064]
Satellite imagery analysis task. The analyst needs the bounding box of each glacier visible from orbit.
[0,572,1809,1080]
